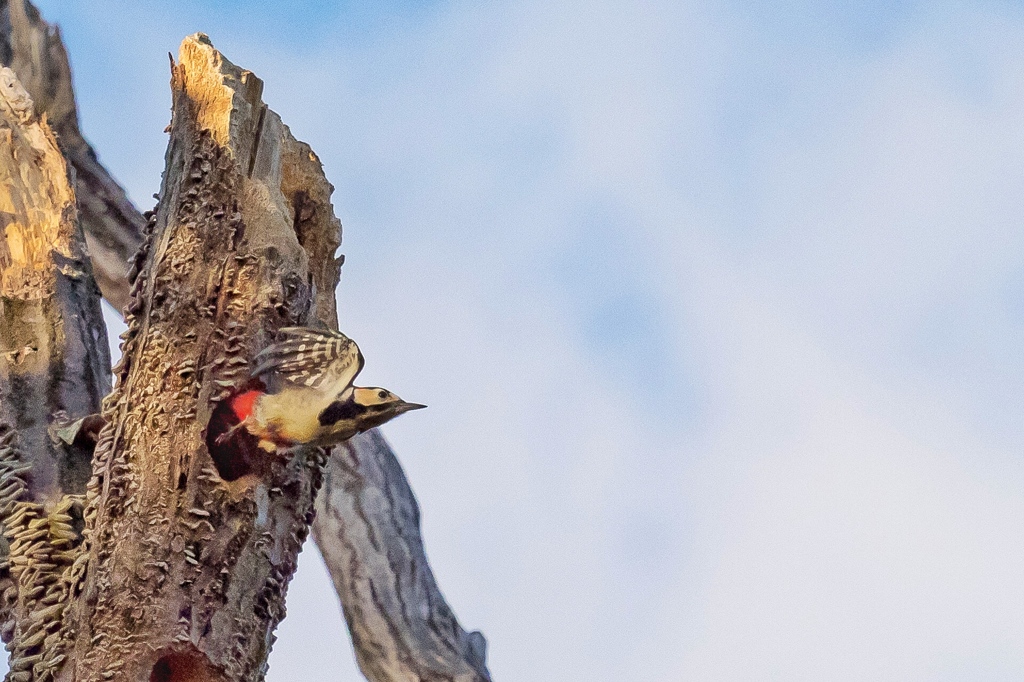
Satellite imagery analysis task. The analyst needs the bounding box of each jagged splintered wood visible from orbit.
[0,67,109,499]
[56,35,343,681]
[0,0,145,312]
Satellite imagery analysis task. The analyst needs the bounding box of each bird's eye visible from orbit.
[378,390,388,399]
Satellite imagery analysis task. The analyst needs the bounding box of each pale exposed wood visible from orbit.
[57,35,341,681]
[0,63,108,520]
[1,0,145,313]
[0,65,110,681]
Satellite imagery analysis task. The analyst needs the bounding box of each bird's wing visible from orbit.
[251,327,364,395]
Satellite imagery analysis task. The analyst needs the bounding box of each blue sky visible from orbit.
[23,0,1024,679]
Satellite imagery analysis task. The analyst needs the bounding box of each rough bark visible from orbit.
[315,430,491,682]
[1,4,492,680]
[0,0,145,313]
[54,35,341,681]
[0,66,110,681]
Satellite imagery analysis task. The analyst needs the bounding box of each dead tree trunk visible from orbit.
[1,3,492,680]
[0,66,109,681]
[53,34,345,681]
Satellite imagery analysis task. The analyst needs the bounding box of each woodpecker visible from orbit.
[222,327,424,451]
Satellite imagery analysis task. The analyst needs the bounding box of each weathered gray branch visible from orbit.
[0,66,110,681]
[1,0,145,313]
[316,430,491,682]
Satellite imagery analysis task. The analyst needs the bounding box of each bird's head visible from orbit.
[352,387,426,428]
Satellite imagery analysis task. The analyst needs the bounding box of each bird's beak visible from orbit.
[398,401,427,413]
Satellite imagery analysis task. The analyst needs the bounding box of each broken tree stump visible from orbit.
[57,35,341,681]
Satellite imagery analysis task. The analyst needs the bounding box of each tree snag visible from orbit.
[0,66,109,681]
[55,34,341,681]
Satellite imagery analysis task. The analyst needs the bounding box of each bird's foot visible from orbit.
[215,421,246,446]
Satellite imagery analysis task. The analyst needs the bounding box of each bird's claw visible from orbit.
[214,421,245,446]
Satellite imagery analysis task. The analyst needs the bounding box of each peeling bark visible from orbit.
[56,35,341,681]
[0,0,145,313]
[315,430,491,682]
[0,66,109,682]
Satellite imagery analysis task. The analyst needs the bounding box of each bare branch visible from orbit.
[316,430,491,682]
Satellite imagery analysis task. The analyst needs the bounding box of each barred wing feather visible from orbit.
[251,327,364,394]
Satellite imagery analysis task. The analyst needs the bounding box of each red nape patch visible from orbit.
[230,390,261,421]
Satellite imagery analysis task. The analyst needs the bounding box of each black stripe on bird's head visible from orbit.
[317,399,365,426]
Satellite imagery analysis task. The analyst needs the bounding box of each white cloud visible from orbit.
[22,0,1024,680]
